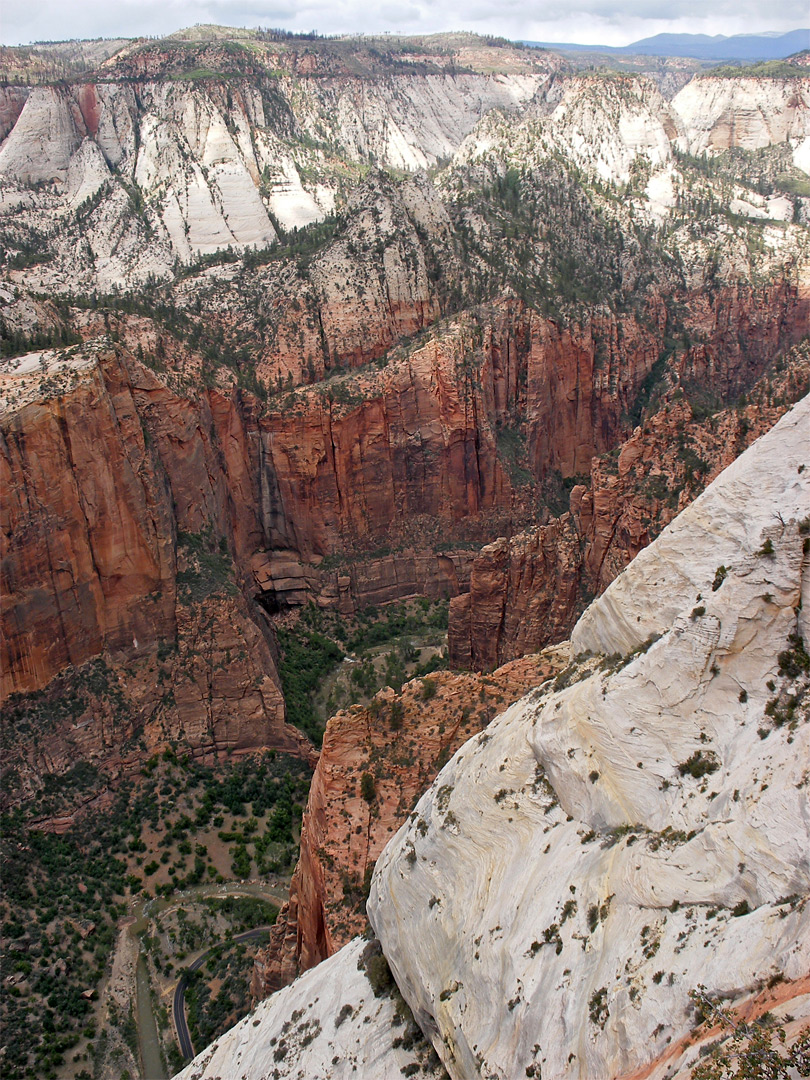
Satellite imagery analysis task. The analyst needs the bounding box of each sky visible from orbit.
[1,0,806,49]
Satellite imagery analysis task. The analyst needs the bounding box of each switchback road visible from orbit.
[173,926,273,1062]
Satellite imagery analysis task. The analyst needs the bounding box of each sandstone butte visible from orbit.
[176,393,810,1080]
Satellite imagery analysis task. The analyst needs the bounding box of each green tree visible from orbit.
[689,987,810,1079]
[360,773,376,803]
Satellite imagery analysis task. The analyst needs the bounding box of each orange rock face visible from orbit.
[3,279,804,769]
[1,356,177,695]
[252,651,568,997]
[448,333,810,669]
[0,298,658,700]
[0,86,30,141]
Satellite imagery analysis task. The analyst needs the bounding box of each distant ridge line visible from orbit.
[522,28,809,61]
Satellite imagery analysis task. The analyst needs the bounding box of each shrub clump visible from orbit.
[677,751,720,779]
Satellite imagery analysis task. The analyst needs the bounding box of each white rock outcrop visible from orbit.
[456,76,682,185]
[547,76,681,184]
[1,71,807,288]
[369,395,810,1080]
[0,86,82,182]
[285,72,546,172]
[172,396,809,1080]
[174,938,444,1079]
[671,77,810,165]
[0,71,547,284]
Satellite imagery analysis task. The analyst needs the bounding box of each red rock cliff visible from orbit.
[449,327,810,669]
[252,651,568,997]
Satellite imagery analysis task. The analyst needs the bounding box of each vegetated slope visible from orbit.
[175,393,810,1080]
[0,748,310,1080]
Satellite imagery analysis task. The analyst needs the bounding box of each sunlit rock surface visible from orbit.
[175,938,445,1080]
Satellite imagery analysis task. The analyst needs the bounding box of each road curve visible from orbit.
[173,926,273,1062]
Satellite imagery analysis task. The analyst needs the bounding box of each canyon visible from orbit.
[177,395,810,1080]
[0,26,808,1080]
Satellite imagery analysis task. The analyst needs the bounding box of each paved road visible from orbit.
[173,926,273,1062]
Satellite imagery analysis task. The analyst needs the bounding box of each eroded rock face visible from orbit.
[369,395,810,1080]
[1,346,177,695]
[671,76,810,163]
[0,345,313,792]
[0,297,665,702]
[3,68,807,294]
[178,938,445,1080]
[2,272,805,756]
[252,654,567,998]
[0,85,83,182]
[0,86,30,142]
[448,296,810,670]
[0,69,547,286]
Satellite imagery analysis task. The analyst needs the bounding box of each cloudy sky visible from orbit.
[2,0,806,48]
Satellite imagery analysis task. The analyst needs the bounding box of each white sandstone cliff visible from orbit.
[0,72,546,283]
[2,70,807,291]
[175,396,810,1080]
[671,76,810,174]
[369,393,810,1079]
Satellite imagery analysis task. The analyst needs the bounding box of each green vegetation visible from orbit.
[496,424,533,486]
[588,986,609,1028]
[711,566,728,592]
[777,634,810,679]
[276,599,449,745]
[177,529,238,601]
[447,161,657,319]
[628,352,670,427]
[678,751,720,779]
[0,809,124,1079]
[705,60,807,79]
[0,317,82,359]
[360,772,377,803]
[359,937,396,998]
[275,625,344,745]
[182,928,273,1050]
[0,750,308,1080]
[689,986,810,1080]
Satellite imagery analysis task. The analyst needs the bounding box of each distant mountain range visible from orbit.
[524,28,809,61]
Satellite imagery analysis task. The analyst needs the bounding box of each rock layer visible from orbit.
[448,295,810,669]
[370,394,810,1080]
[173,391,810,1080]
[672,76,810,159]
[0,297,660,700]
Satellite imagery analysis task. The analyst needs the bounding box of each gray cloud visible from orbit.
[1,0,805,47]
